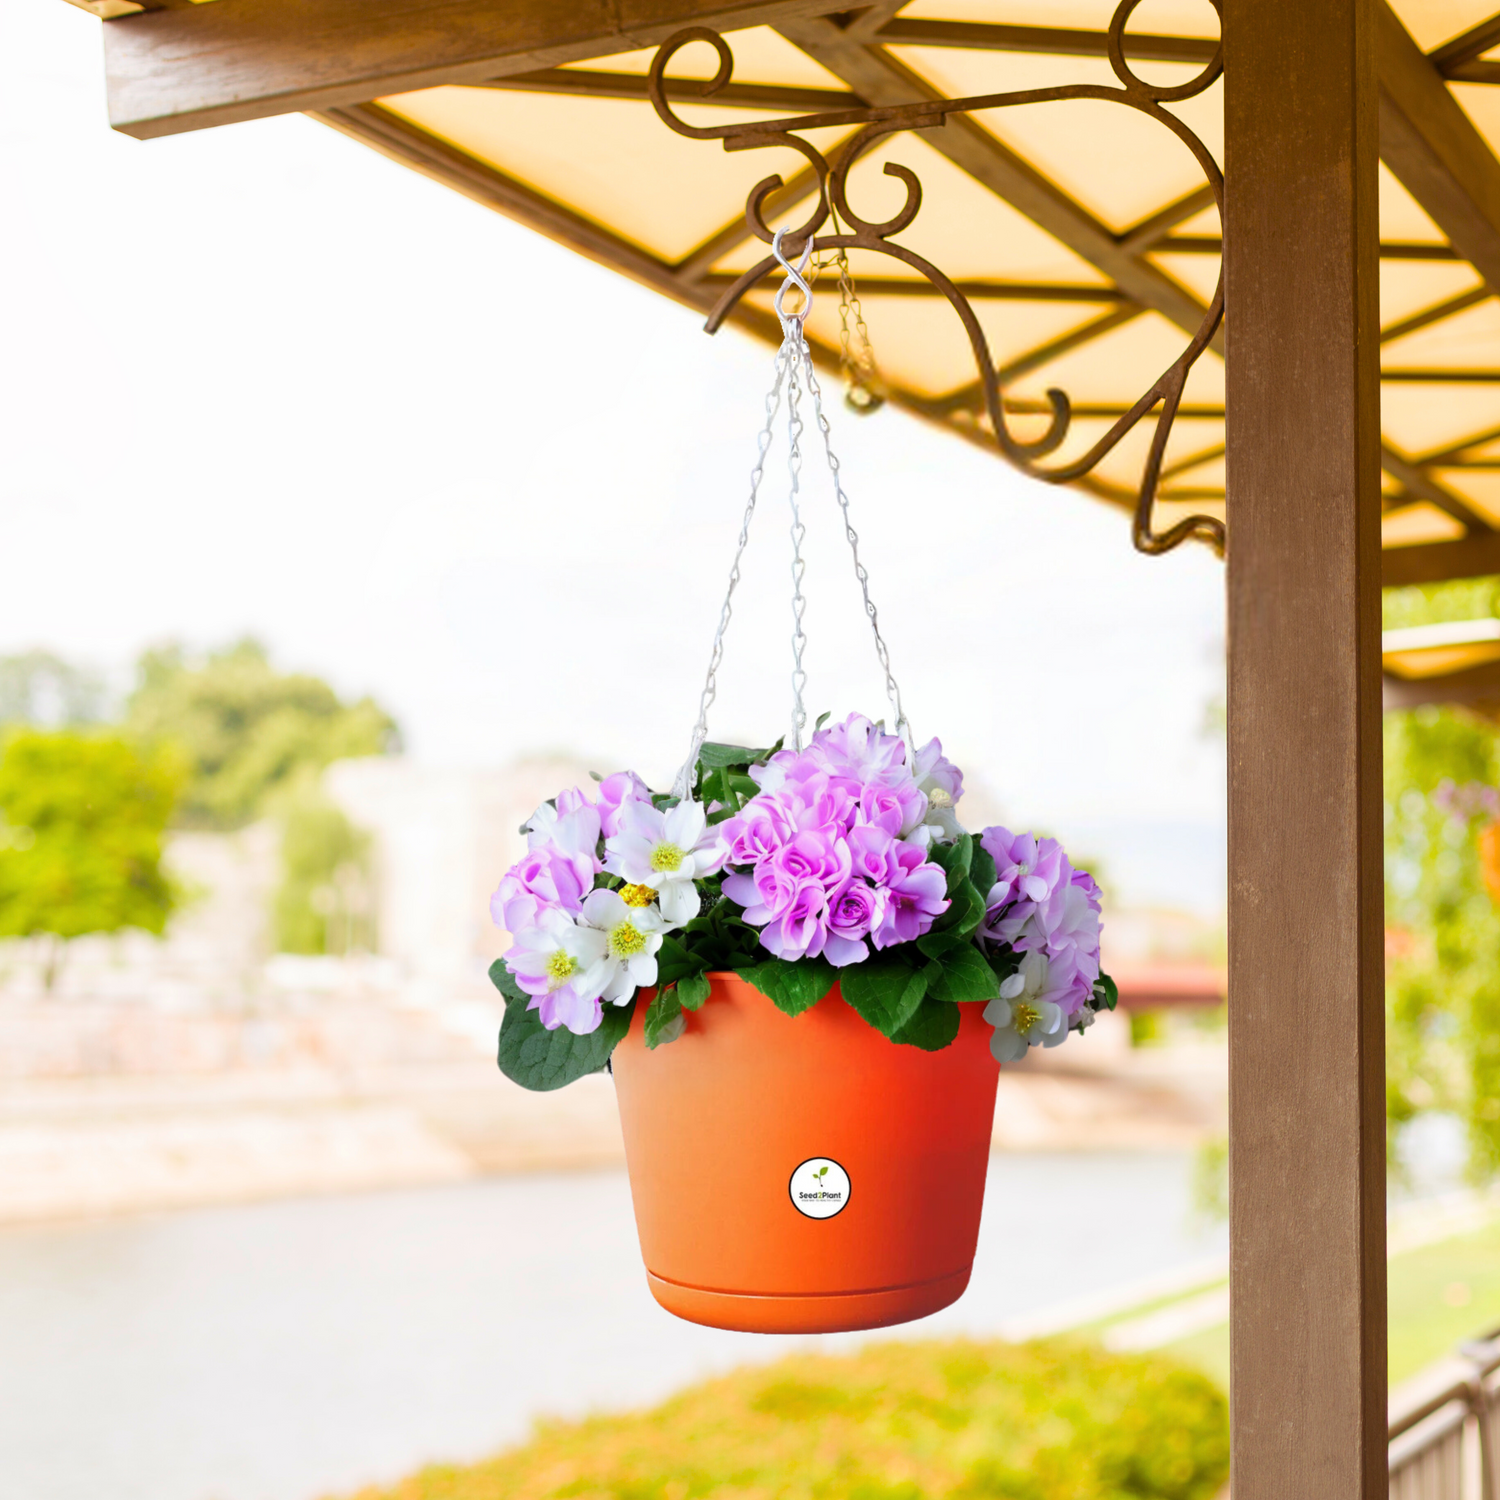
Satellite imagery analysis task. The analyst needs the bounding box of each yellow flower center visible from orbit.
[650,843,685,874]
[1012,1001,1040,1035]
[928,787,952,808]
[620,883,655,908]
[545,949,578,988]
[610,920,648,959]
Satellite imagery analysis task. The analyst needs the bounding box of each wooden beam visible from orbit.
[102,0,847,139]
[1117,185,1218,256]
[1380,441,1490,529]
[698,273,1126,301]
[931,305,1144,415]
[1383,659,1500,709]
[1380,367,1500,379]
[1379,284,1490,342]
[873,18,1219,65]
[1378,0,1500,296]
[481,68,859,114]
[1381,531,1500,584]
[1429,10,1500,74]
[773,15,1219,349]
[1225,5,1387,1500]
[1156,235,1464,259]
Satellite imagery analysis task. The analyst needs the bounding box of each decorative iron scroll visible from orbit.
[647,0,1225,557]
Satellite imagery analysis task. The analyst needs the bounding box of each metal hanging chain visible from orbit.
[833,248,885,415]
[785,320,810,751]
[673,227,911,792]
[670,341,792,799]
[795,330,910,753]
[812,205,885,415]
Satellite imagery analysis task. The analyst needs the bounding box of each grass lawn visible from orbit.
[340,1339,1229,1500]
[1157,1216,1500,1390]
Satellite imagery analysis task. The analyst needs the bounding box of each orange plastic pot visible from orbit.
[611,971,1001,1334]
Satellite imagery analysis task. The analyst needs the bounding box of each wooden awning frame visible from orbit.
[76,0,1500,590]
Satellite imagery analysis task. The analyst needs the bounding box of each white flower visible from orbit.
[581,888,667,1004]
[604,799,723,925]
[504,907,611,1018]
[983,951,1069,1062]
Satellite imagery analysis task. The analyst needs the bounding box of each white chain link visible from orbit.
[785,322,810,751]
[798,337,910,753]
[672,228,912,794]
[670,343,791,799]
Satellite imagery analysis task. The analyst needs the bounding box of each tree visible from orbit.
[0,729,182,988]
[126,639,399,829]
[0,650,106,727]
[273,785,375,956]
[1384,576,1500,1177]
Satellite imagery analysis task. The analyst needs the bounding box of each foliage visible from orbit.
[0,650,107,727]
[493,734,1115,1092]
[493,960,634,1091]
[1385,698,1500,1177]
[274,781,375,955]
[336,1337,1229,1500]
[126,639,398,830]
[0,728,182,983]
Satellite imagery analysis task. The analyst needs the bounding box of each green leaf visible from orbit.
[936,878,986,937]
[656,933,703,988]
[644,986,684,1049]
[698,741,775,771]
[928,833,974,894]
[725,770,760,800]
[494,978,634,1091]
[969,843,997,903]
[677,970,713,1011]
[740,956,836,1017]
[488,957,529,1006]
[1094,970,1119,1012]
[890,994,963,1051]
[839,957,929,1037]
[926,942,1001,1004]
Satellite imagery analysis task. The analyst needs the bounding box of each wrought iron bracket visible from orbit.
[647,0,1225,557]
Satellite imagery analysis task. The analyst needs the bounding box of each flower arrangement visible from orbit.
[490,714,1117,1091]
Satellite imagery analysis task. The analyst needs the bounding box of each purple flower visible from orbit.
[980,826,1066,910]
[758,877,832,961]
[911,736,964,802]
[717,796,798,867]
[775,830,853,893]
[824,880,888,967]
[1070,865,1103,913]
[858,779,927,839]
[491,845,593,934]
[809,713,909,783]
[847,823,897,884]
[596,771,652,838]
[872,842,949,948]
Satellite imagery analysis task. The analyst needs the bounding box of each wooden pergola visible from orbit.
[62,0,1500,1492]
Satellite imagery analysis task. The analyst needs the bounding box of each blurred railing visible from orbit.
[1390,1327,1500,1499]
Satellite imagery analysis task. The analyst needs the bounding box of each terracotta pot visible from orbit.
[611,971,1001,1334]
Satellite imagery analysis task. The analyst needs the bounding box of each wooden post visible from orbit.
[1223,2,1387,1498]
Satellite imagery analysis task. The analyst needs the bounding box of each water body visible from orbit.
[0,1154,1223,1500]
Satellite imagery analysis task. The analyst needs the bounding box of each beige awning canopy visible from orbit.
[65,0,1500,587]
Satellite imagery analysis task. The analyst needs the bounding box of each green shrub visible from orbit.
[339,1338,1228,1500]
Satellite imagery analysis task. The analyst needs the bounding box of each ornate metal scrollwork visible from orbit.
[647,0,1225,556]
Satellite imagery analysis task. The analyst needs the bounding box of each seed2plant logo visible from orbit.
[789,1157,851,1220]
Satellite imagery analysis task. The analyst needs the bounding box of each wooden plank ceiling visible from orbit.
[64,0,1500,609]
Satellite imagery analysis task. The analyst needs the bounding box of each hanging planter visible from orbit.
[489,234,1117,1333]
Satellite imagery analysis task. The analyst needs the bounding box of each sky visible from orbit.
[1,3,1227,911]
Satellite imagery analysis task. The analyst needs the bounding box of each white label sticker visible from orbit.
[788,1157,851,1220]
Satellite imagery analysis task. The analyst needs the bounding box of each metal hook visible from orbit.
[772,227,815,335]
